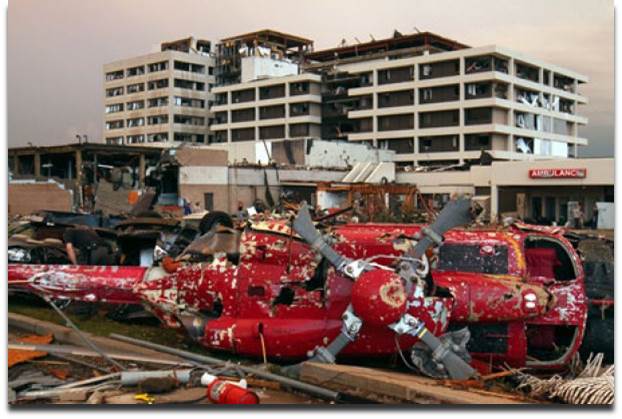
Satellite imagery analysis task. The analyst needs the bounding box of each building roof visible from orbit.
[304,31,469,62]
[8,142,166,156]
[220,29,314,49]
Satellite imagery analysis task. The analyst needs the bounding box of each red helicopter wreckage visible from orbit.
[8,198,588,380]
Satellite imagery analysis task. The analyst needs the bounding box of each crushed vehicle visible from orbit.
[8,211,121,265]
[8,198,593,379]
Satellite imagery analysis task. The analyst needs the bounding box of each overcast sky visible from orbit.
[7,0,614,157]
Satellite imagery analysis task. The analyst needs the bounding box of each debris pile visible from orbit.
[516,354,614,405]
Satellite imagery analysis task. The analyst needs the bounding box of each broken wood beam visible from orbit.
[299,362,531,404]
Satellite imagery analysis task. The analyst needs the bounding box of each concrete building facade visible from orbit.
[210,73,323,143]
[329,45,587,167]
[103,37,216,145]
[201,31,589,169]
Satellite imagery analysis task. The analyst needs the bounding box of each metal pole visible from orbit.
[110,333,340,401]
[44,296,126,371]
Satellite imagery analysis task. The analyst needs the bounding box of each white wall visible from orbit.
[305,140,395,168]
[241,56,298,83]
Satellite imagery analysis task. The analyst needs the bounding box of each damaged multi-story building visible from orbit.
[103,37,216,145]
[210,30,587,167]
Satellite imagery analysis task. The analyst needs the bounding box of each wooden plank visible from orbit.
[300,362,532,405]
[8,312,186,364]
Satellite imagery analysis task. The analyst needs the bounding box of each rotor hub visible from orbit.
[351,270,407,327]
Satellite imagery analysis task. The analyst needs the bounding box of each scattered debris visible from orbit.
[516,353,614,405]
[8,334,53,367]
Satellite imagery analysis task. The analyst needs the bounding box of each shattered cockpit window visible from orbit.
[438,243,508,274]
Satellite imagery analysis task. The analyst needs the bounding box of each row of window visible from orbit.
[215,81,317,105]
[213,102,317,124]
[105,132,206,144]
[106,79,212,97]
[351,107,500,132]
[369,55,577,91]
[105,96,207,113]
[213,123,317,142]
[375,133,499,154]
[106,114,207,129]
[105,61,213,81]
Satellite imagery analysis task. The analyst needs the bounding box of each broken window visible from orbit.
[418,84,459,104]
[105,119,124,130]
[438,243,509,274]
[148,132,168,142]
[105,70,124,81]
[515,87,540,106]
[515,111,538,130]
[148,97,168,108]
[378,114,414,131]
[126,100,145,111]
[174,96,205,108]
[378,138,414,154]
[290,81,309,96]
[148,79,169,90]
[465,55,492,73]
[515,137,534,153]
[105,136,124,145]
[419,59,459,79]
[378,90,414,108]
[126,82,145,94]
[419,110,459,128]
[126,65,145,77]
[465,55,508,74]
[126,134,145,144]
[148,61,168,73]
[173,114,205,126]
[465,82,505,99]
[147,115,169,125]
[358,72,373,86]
[105,103,124,113]
[553,74,575,92]
[515,62,539,83]
[378,66,414,84]
[106,87,124,97]
[127,117,145,127]
[174,78,204,91]
[289,102,310,116]
[559,99,574,114]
